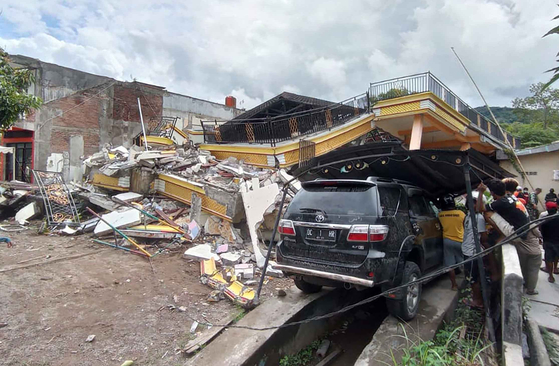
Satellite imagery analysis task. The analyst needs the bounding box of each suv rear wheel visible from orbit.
[294,277,323,294]
[386,261,422,321]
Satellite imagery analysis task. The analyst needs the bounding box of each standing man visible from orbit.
[528,188,542,220]
[438,195,466,291]
[545,188,558,203]
[476,179,542,295]
[541,201,559,283]
[462,192,488,308]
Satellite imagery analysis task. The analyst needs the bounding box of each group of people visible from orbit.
[437,178,559,309]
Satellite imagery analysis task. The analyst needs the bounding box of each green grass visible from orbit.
[541,327,559,366]
[384,294,493,366]
[279,340,322,366]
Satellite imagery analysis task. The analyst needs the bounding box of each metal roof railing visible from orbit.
[369,72,520,149]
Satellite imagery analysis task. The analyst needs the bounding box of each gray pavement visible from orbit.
[526,262,559,332]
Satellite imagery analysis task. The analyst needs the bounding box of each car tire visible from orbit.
[294,277,323,294]
[386,261,422,321]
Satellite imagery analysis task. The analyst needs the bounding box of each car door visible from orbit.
[407,189,443,270]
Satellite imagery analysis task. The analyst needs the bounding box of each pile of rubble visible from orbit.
[0,141,297,308]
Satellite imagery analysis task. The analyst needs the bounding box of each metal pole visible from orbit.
[255,187,289,303]
[463,156,495,341]
[137,97,149,151]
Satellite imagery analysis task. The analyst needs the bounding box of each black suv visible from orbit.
[274,177,443,320]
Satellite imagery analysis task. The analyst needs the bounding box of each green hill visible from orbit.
[472,106,559,148]
[473,106,533,124]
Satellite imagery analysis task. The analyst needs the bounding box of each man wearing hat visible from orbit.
[541,201,559,283]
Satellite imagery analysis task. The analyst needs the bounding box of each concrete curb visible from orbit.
[526,317,551,366]
[354,275,462,366]
[501,244,525,365]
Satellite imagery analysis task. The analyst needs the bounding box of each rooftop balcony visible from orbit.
[369,72,520,150]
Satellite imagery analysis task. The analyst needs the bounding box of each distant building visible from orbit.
[497,141,559,195]
[4,54,242,182]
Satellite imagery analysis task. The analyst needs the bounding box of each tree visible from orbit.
[543,6,559,90]
[0,48,42,130]
[511,82,559,129]
[370,88,410,105]
[503,122,558,148]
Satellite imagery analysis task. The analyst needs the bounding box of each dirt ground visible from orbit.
[0,223,292,366]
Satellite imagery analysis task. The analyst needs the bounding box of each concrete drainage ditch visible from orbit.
[244,287,388,366]
[187,275,460,366]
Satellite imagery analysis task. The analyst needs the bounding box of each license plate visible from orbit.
[304,228,337,241]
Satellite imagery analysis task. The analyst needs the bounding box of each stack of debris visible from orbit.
[0,136,295,309]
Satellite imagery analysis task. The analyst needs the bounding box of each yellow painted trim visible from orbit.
[375,92,470,131]
[200,114,374,168]
[140,136,174,146]
[201,114,374,155]
[170,125,189,140]
[158,174,206,195]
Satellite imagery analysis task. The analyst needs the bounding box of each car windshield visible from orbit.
[287,184,377,216]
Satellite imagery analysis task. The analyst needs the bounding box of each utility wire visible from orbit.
[184,213,558,332]
[451,47,543,210]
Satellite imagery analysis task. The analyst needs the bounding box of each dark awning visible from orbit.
[289,142,514,197]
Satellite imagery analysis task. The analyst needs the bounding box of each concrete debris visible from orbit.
[113,192,143,203]
[240,182,280,268]
[316,340,331,358]
[190,321,199,334]
[220,252,242,266]
[85,335,96,342]
[234,263,254,280]
[266,261,285,278]
[184,244,219,261]
[94,209,142,236]
[15,202,40,225]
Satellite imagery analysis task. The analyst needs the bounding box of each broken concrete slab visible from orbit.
[113,192,143,203]
[184,244,219,261]
[220,252,241,266]
[89,195,121,211]
[94,209,142,236]
[240,182,280,268]
[204,216,222,236]
[15,202,40,225]
[234,263,254,280]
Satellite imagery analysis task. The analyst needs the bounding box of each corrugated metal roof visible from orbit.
[496,141,559,160]
[232,91,335,121]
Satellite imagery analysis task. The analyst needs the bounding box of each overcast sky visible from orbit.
[0,0,557,109]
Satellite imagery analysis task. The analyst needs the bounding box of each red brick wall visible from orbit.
[113,84,163,123]
[47,89,103,155]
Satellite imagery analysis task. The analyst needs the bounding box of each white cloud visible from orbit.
[0,0,557,108]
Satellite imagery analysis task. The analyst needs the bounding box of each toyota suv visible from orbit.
[274,177,443,320]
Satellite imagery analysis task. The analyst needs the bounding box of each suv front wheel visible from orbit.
[294,277,323,294]
[386,261,422,321]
